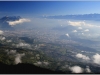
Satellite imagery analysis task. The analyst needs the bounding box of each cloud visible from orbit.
[16,42,30,48]
[76,53,90,61]
[0,36,5,41]
[78,27,82,29]
[67,21,85,26]
[67,20,100,28]
[9,50,16,54]
[34,61,42,66]
[65,33,70,37]
[82,33,84,35]
[73,30,77,32]
[37,61,42,65]
[6,40,12,42]
[69,66,84,73]
[84,29,89,32]
[43,61,49,65]
[85,66,91,73]
[92,53,100,65]
[0,30,3,34]
[7,18,31,26]
[15,53,25,64]
[6,50,17,55]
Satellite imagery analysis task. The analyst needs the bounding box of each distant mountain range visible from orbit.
[43,14,100,21]
[0,16,21,30]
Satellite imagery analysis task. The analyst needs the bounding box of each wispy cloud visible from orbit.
[73,30,77,32]
[7,18,31,26]
[84,29,89,32]
[78,27,82,29]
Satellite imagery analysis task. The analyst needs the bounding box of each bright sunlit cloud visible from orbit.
[92,53,100,65]
[76,53,90,61]
[7,18,31,26]
[69,66,84,73]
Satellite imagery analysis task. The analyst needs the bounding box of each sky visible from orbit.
[0,1,100,17]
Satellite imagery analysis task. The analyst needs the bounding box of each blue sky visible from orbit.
[0,1,100,17]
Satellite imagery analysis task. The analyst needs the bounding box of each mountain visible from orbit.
[0,16,21,30]
[44,14,100,21]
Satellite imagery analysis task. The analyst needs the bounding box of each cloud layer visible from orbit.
[7,18,30,26]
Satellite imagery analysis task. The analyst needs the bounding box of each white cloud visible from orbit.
[67,20,100,28]
[78,27,82,29]
[76,53,90,61]
[67,21,85,26]
[82,33,84,35]
[43,61,49,65]
[84,29,89,32]
[92,53,100,65]
[65,33,70,37]
[0,37,5,41]
[37,61,42,65]
[6,40,12,42]
[7,18,31,26]
[16,42,30,47]
[9,50,16,54]
[7,50,16,55]
[0,30,3,34]
[85,66,91,73]
[15,53,25,64]
[69,66,84,73]
[73,30,77,32]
